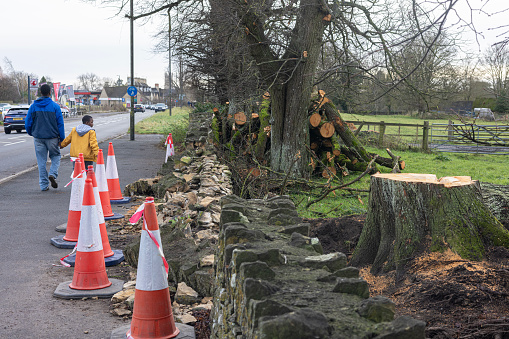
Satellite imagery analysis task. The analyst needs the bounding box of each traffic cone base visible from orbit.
[62,249,125,267]
[129,288,180,339]
[49,234,76,249]
[54,278,124,299]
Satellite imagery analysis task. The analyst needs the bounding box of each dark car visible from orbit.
[3,106,29,134]
[134,104,145,112]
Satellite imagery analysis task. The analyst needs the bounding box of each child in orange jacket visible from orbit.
[60,115,99,169]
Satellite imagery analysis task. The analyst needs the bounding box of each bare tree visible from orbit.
[483,44,509,112]
[3,57,33,102]
[77,72,102,91]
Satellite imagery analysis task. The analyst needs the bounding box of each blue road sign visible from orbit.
[127,86,137,97]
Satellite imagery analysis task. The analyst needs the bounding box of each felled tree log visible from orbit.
[350,173,509,276]
[368,150,406,172]
[322,102,372,163]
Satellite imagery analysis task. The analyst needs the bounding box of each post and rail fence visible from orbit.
[344,120,509,154]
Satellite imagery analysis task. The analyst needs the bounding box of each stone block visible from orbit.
[289,233,323,254]
[248,299,293,328]
[374,316,426,339]
[256,248,283,267]
[240,261,276,281]
[278,223,310,236]
[224,226,265,245]
[232,250,259,270]
[302,252,347,271]
[333,277,370,299]
[258,308,330,339]
[357,296,395,323]
[243,278,279,301]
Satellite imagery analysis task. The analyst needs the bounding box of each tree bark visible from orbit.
[350,173,509,276]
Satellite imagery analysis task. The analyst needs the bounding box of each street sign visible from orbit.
[127,86,137,97]
[30,78,38,89]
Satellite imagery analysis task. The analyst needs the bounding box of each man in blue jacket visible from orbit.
[25,84,65,191]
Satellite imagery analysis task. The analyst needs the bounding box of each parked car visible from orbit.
[0,104,12,119]
[154,103,166,112]
[3,105,29,134]
[134,104,145,112]
[61,107,70,118]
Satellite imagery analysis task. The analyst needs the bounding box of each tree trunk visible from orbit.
[350,173,509,276]
[241,0,327,176]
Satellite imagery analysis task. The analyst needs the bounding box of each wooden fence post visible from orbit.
[448,120,453,141]
[379,121,385,147]
[422,121,429,151]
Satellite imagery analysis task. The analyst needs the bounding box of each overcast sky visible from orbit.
[1,0,507,91]
[1,0,167,88]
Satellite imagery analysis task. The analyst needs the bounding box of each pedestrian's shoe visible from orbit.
[49,175,58,189]
[42,187,49,191]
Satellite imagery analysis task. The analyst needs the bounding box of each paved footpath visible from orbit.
[0,134,165,338]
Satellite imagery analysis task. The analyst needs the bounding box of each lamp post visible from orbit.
[168,8,172,117]
[129,0,135,141]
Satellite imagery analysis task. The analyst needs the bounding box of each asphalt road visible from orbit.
[0,110,156,181]
[0,125,167,336]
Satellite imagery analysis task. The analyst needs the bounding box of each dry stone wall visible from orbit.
[182,109,426,338]
[212,195,425,339]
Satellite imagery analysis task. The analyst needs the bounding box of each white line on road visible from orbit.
[3,141,25,146]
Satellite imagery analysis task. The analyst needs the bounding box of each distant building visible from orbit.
[99,86,130,106]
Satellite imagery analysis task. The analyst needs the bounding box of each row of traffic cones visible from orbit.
[52,142,183,338]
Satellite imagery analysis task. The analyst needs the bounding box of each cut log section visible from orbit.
[234,112,247,125]
[350,173,509,276]
[322,166,336,178]
[309,113,322,128]
[320,122,335,138]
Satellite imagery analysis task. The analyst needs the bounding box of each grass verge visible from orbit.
[134,107,191,142]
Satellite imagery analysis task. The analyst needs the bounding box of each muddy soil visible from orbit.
[308,216,509,339]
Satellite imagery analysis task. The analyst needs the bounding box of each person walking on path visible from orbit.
[25,84,65,191]
[60,115,99,169]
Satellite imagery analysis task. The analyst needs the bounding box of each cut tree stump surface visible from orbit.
[351,173,509,275]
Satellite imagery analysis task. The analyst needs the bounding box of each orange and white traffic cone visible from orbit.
[165,133,174,163]
[106,142,130,203]
[127,197,179,339]
[51,158,86,249]
[63,166,125,267]
[97,149,124,220]
[69,177,111,290]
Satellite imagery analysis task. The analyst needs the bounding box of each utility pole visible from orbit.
[129,0,135,141]
[28,76,31,105]
[168,8,172,117]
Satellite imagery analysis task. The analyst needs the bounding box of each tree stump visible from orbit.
[350,173,509,276]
